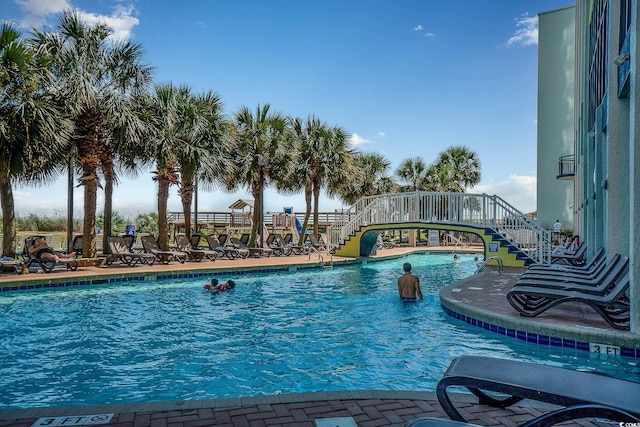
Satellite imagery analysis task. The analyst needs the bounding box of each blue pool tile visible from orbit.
[506,329,516,337]
[497,326,506,335]
[527,333,538,343]
[563,339,576,349]
[550,337,563,347]
[538,335,549,345]
[621,347,636,358]
[516,331,527,341]
[576,342,590,351]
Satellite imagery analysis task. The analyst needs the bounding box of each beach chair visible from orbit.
[106,236,156,266]
[190,233,202,249]
[283,233,307,255]
[175,234,217,261]
[23,235,78,273]
[206,235,249,259]
[267,233,292,256]
[514,254,627,292]
[121,234,135,252]
[305,234,327,253]
[141,235,188,264]
[435,356,640,426]
[229,237,272,257]
[506,272,631,330]
[524,247,605,277]
[550,241,587,266]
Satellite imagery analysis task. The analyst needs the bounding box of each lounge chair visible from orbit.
[106,236,156,266]
[23,235,78,273]
[513,254,628,293]
[175,234,217,261]
[0,259,26,274]
[190,233,202,249]
[140,235,188,264]
[283,233,307,255]
[305,234,327,252]
[121,234,135,252]
[229,237,272,257]
[206,235,249,259]
[506,272,631,329]
[405,408,639,427]
[527,247,605,274]
[550,241,587,266]
[266,233,292,256]
[435,356,640,426]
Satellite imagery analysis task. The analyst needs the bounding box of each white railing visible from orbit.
[326,191,551,264]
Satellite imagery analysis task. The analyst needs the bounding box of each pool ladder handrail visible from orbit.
[474,256,503,275]
[308,245,333,268]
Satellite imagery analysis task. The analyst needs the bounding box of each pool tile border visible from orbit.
[441,301,640,359]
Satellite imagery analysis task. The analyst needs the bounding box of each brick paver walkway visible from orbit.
[0,390,615,427]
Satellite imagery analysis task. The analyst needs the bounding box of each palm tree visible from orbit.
[143,83,185,250]
[31,11,153,257]
[334,152,396,205]
[228,104,293,247]
[395,157,429,191]
[427,146,481,192]
[0,23,69,257]
[285,115,323,242]
[175,90,229,241]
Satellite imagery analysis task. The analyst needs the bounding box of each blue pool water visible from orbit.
[1,253,638,409]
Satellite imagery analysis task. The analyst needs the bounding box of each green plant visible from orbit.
[135,212,158,236]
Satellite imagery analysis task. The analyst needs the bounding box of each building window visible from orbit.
[588,0,608,130]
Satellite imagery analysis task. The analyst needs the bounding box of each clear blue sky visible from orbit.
[2,0,575,221]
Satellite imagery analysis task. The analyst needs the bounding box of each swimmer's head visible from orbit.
[210,278,219,286]
[226,280,236,289]
[403,262,411,272]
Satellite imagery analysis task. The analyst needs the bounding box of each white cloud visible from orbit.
[14,0,139,41]
[413,24,423,31]
[506,13,538,47]
[74,5,139,41]
[474,174,537,214]
[376,131,386,138]
[424,32,435,38]
[15,0,70,16]
[349,133,372,147]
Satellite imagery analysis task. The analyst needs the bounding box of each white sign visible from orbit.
[32,414,114,426]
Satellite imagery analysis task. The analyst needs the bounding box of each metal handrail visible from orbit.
[326,191,551,265]
[474,256,503,275]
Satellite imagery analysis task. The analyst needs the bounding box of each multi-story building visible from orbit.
[537,6,576,232]
[539,0,638,332]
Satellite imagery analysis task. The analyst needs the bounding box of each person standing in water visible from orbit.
[397,262,423,302]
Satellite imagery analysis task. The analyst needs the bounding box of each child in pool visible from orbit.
[204,278,236,291]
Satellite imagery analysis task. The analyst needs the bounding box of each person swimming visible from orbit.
[204,278,236,291]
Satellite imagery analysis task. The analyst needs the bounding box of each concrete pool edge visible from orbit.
[440,272,640,358]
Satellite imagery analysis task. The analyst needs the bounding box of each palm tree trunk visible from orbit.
[157,175,171,250]
[312,178,321,237]
[250,179,262,248]
[82,176,98,258]
[179,171,194,240]
[299,181,312,246]
[0,173,17,258]
[102,158,114,254]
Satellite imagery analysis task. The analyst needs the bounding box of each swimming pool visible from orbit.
[1,253,638,409]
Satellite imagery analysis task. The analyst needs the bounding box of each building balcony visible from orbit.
[557,154,575,180]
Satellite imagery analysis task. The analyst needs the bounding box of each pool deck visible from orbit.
[0,247,636,426]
